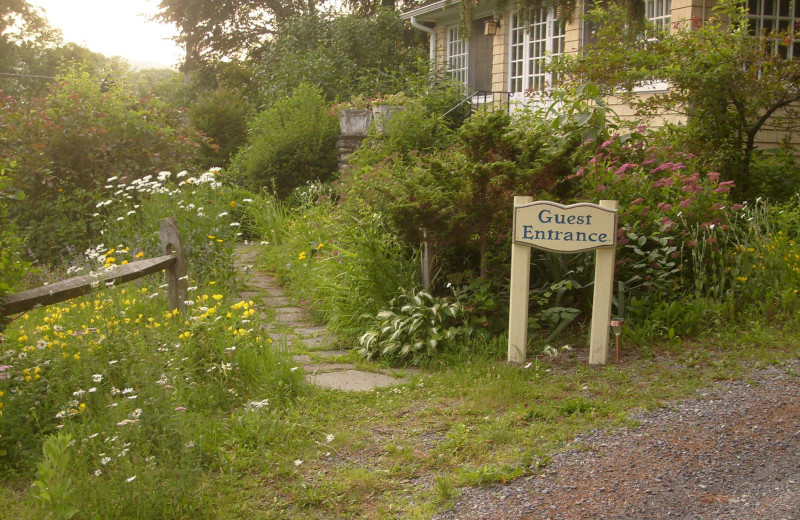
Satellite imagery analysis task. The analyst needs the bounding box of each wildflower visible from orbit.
[230,200,236,207]
[326,434,335,443]
[174,406,187,412]
[126,476,136,483]
[93,373,103,383]
[294,460,303,466]
[135,251,144,258]
[101,457,111,465]
[298,251,307,260]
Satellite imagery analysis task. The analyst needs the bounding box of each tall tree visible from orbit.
[0,0,63,96]
[155,0,329,69]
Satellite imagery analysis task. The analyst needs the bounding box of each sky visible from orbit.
[29,0,183,69]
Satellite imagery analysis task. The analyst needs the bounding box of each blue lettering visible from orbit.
[523,225,534,239]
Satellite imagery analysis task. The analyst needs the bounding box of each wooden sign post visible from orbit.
[507,199,618,365]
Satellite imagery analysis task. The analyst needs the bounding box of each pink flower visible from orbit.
[657,202,672,212]
[732,203,744,211]
[631,197,644,205]
[707,171,721,182]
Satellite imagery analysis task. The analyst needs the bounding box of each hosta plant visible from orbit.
[358,288,472,365]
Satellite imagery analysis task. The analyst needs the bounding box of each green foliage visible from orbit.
[253,191,419,338]
[2,64,204,261]
[358,288,472,365]
[254,8,424,104]
[343,110,570,285]
[32,433,78,520]
[230,83,338,198]
[0,163,33,322]
[189,88,253,169]
[555,0,800,198]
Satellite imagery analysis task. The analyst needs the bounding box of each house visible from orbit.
[401,0,798,147]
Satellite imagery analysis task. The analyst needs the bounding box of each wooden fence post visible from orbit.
[159,217,188,312]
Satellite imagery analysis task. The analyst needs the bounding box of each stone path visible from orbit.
[233,244,415,391]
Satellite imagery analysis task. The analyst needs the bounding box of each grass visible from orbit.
[2,175,799,519]
[0,269,798,519]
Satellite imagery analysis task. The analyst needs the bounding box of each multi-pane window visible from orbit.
[447,25,469,85]
[748,0,799,58]
[509,11,565,93]
[645,0,672,33]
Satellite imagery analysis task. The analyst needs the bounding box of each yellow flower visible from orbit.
[135,251,144,259]
[79,403,86,411]
[212,294,223,301]
[298,251,307,260]
[317,243,324,250]
[208,235,215,239]
[230,201,236,208]
[106,248,116,255]
[73,353,80,360]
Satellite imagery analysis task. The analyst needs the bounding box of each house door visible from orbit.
[469,18,493,92]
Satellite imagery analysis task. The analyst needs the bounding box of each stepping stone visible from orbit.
[302,363,356,372]
[300,335,337,349]
[265,296,292,307]
[304,370,407,391]
[237,291,262,300]
[246,274,277,284]
[294,325,328,337]
[293,350,349,363]
[275,307,306,323]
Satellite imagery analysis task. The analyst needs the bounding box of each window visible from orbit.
[748,0,799,58]
[645,0,672,33]
[447,25,469,85]
[509,11,565,93]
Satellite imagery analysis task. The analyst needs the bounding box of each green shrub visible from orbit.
[189,88,253,169]
[230,83,339,198]
[1,64,203,262]
[0,163,33,323]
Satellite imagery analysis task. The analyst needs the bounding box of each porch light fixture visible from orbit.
[484,18,500,36]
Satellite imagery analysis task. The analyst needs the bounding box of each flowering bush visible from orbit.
[574,131,738,300]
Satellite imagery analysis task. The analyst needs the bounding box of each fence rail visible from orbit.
[1,217,187,323]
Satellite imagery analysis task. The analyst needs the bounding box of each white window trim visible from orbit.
[747,0,799,59]
[508,10,565,95]
[446,24,469,86]
[633,0,672,93]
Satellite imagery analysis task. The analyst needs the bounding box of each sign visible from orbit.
[508,198,619,366]
[513,201,617,253]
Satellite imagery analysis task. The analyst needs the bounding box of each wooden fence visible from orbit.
[1,217,188,326]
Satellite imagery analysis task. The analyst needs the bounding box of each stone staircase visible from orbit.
[233,244,416,391]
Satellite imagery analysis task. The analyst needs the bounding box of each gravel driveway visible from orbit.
[434,360,800,520]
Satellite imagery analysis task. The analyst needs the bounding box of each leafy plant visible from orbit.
[230,83,339,198]
[32,433,78,520]
[358,288,472,364]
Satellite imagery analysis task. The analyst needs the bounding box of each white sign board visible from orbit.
[508,198,619,366]
[513,201,617,253]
